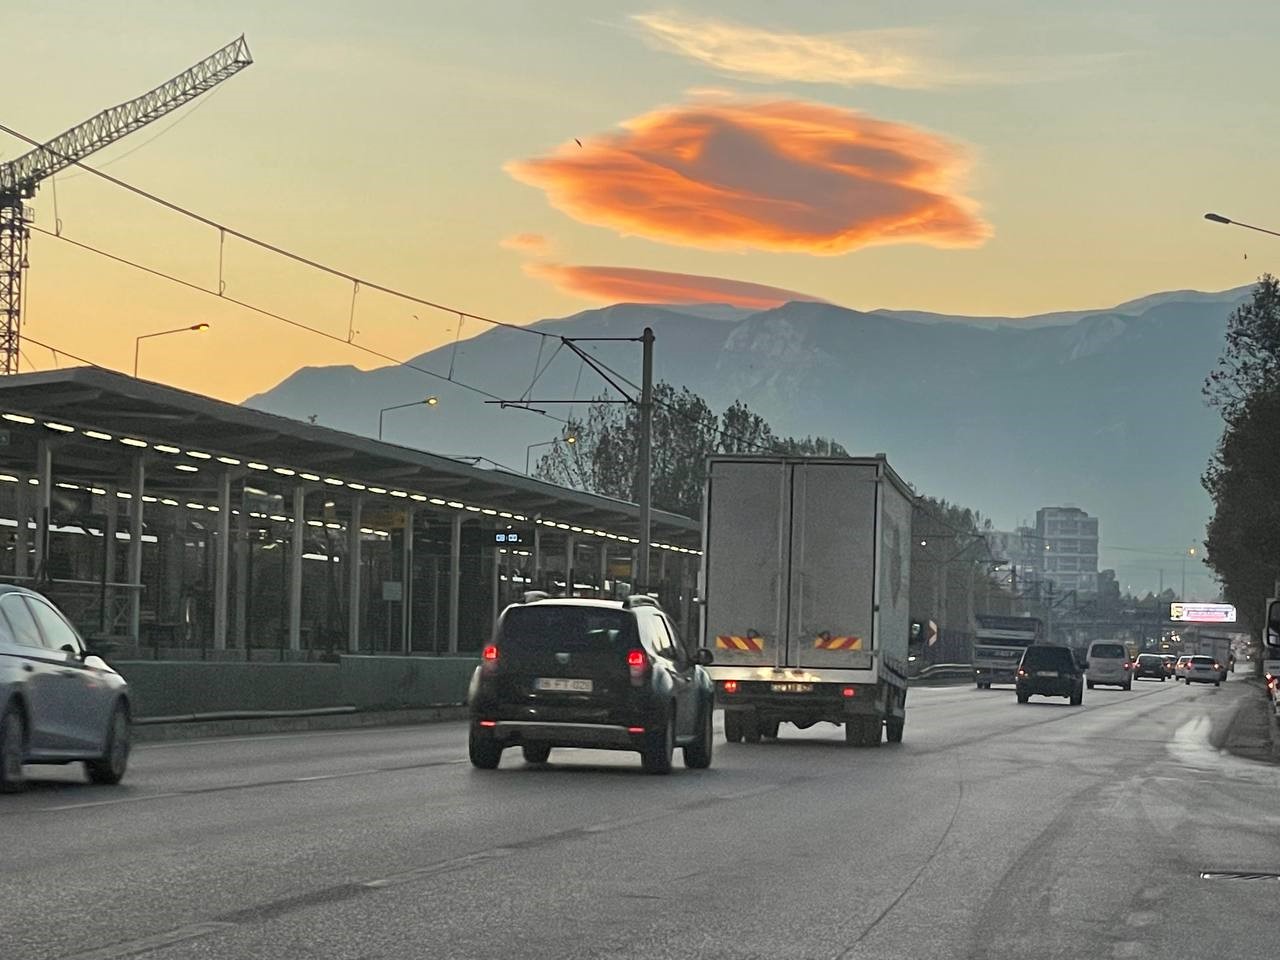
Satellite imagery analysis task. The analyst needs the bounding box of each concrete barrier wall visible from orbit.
[115,662,342,718]
[338,656,478,711]
[114,656,479,719]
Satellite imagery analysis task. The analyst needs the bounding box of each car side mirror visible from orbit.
[693,648,713,666]
[1266,598,1280,649]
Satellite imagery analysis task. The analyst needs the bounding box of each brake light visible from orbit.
[1016,668,1027,677]
[723,680,739,694]
[1213,662,1221,670]
[482,644,498,662]
[841,686,856,698]
[627,648,650,687]
[479,719,497,728]
[627,726,645,734]
[626,649,646,668]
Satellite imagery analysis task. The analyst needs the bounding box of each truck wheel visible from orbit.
[886,717,904,743]
[723,711,744,743]
[846,718,880,747]
[743,717,762,744]
[761,721,780,739]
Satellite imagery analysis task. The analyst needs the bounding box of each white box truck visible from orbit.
[698,455,913,746]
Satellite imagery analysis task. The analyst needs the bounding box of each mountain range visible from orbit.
[245,286,1253,595]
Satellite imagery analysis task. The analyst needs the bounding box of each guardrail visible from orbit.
[909,662,974,686]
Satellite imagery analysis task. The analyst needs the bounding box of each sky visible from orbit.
[4,0,1278,405]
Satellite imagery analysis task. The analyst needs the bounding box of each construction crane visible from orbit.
[0,35,252,375]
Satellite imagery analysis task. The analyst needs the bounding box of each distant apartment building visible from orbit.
[1036,506,1100,595]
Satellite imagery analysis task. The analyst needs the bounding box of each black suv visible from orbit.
[467,594,715,774]
[1015,644,1084,705]
[1133,653,1167,681]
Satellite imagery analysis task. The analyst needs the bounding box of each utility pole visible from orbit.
[636,326,654,591]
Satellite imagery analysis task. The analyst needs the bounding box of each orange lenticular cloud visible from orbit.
[507,99,990,254]
[525,262,825,310]
[500,232,552,255]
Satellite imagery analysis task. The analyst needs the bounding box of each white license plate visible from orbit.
[1036,671,1059,678]
[534,677,593,693]
[770,683,813,693]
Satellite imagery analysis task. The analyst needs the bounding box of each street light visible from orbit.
[134,323,209,377]
[378,397,438,441]
[526,434,577,475]
[1203,212,1280,239]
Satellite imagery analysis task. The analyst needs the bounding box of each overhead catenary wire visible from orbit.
[29,225,570,427]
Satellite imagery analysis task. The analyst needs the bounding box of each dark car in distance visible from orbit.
[1133,653,1168,681]
[467,594,715,774]
[1015,644,1084,705]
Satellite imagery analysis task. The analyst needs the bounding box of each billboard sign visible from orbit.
[1169,602,1236,623]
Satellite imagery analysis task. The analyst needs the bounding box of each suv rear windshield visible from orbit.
[498,605,634,652]
[1137,654,1162,664]
[1090,643,1126,658]
[1021,646,1077,670]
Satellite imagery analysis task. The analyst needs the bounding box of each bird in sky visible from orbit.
[574,138,582,147]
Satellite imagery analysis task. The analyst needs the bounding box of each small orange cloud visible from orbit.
[507,98,990,255]
[525,262,825,310]
[500,232,552,256]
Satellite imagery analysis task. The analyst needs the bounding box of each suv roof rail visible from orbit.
[623,594,661,610]
[521,590,551,603]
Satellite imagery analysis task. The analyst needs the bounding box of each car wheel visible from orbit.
[86,702,131,785]
[641,708,675,775]
[1017,692,1029,704]
[1214,681,1220,687]
[468,723,503,770]
[1185,678,1191,685]
[723,710,743,743]
[886,716,904,743]
[1087,681,1094,689]
[1070,689,1083,706]
[0,702,26,794]
[1124,682,1132,691]
[521,744,551,765]
[683,703,713,770]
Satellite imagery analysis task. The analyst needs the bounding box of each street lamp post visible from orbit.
[134,323,209,377]
[378,396,438,441]
[526,434,576,475]
[1204,212,1280,239]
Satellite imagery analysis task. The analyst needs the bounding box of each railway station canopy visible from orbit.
[0,368,700,658]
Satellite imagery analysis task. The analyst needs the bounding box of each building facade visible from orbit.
[1036,506,1100,595]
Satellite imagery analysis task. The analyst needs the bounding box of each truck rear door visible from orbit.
[789,461,878,670]
[703,459,788,668]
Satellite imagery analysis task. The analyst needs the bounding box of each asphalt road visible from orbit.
[2,676,1277,960]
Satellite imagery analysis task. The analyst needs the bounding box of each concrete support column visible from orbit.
[103,486,118,634]
[212,470,232,650]
[447,512,462,653]
[491,538,501,633]
[532,518,541,590]
[564,534,576,597]
[234,490,249,646]
[598,543,609,598]
[680,554,693,643]
[127,455,145,644]
[13,479,28,579]
[288,484,306,652]
[33,441,51,579]
[347,495,362,653]
[401,506,415,655]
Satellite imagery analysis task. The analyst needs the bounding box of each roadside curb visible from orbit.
[1220,679,1280,765]
[133,705,469,742]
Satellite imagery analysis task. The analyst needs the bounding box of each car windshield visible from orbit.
[498,605,634,652]
[1190,656,1215,665]
[1091,643,1126,658]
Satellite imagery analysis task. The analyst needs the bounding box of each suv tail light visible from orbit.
[481,644,499,672]
[627,648,650,686]
[1213,662,1221,671]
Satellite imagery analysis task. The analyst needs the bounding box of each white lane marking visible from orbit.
[716,784,781,801]
[58,921,235,959]
[290,769,380,782]
[43,791,184,812]
[362,848,515,888]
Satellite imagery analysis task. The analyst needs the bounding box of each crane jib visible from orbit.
[0,36,252,199]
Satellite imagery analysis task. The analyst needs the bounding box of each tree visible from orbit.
[534,382,847,516]
[1201,276,1280,636]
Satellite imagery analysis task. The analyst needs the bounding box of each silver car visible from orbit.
[1183,655,1222,687]
[0,584,131,792]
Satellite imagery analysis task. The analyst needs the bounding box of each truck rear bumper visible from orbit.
[716,681,882,722]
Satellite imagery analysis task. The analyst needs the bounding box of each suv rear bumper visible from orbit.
[1016,679,1079,698]
[486,720,641,749]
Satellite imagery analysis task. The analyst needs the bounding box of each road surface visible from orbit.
[2,677,1277,960]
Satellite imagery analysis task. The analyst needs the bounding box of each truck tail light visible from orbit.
[722,680,739,694]
[841,686,856,698]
